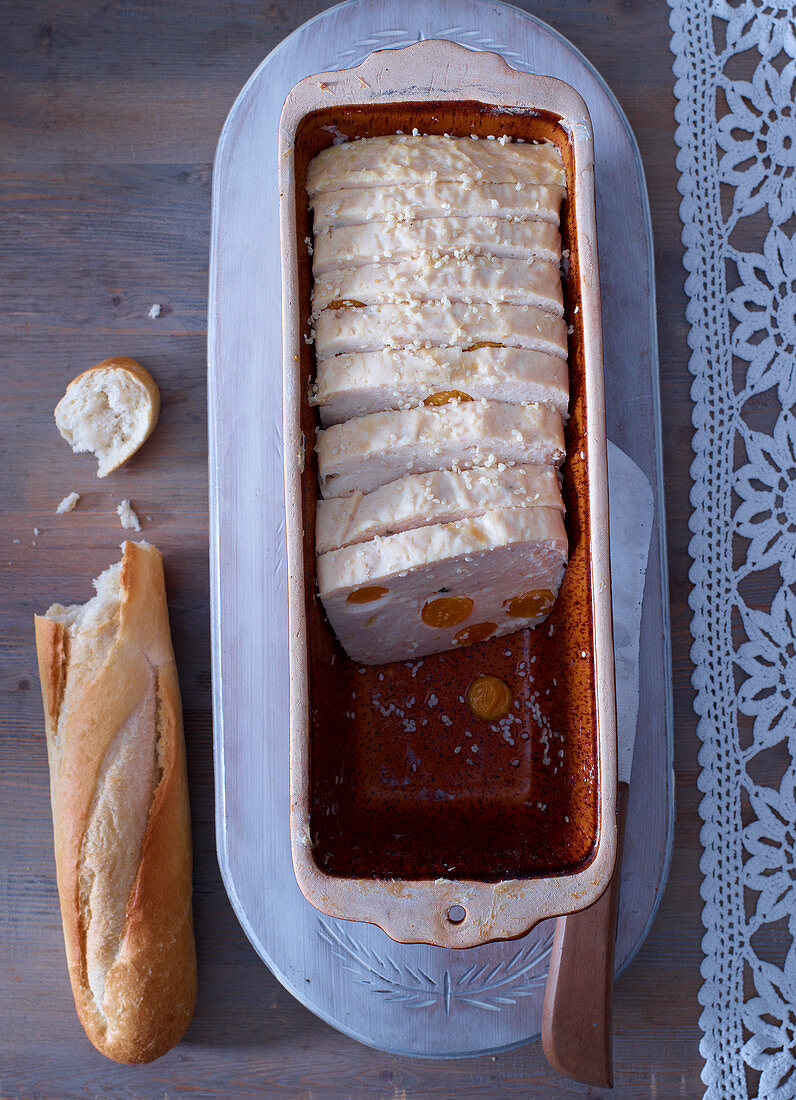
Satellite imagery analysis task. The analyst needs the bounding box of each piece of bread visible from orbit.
[34,541,196,1064]
[55,491,80,514]
[312,346,569,425]
[312,216,562,274]
[117,499,142,531]
[54,357,160,478]
[306,134,566,194]
[316,399,565,498]
[310,180,565,231]
[311,255,564,316]
[313,301,568,360]
[317,505,568,664]
[316,463,564,553]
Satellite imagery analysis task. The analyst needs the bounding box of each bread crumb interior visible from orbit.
[55,368,151,477]
[45,560,122,632]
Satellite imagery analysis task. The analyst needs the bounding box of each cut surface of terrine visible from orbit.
[317,504,568,664]
[316,463,564,553]
[313,346,569,425]
[316,399,565,498]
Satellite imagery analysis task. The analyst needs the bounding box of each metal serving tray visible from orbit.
[208,0,672,1055]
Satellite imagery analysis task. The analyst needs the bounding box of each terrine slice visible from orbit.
[316,464,564,554]
[307,135,566,194]
[316,399,565,498]
[312,217,562,274]
[313,302,568,360]
[317,505,568,665]
[311,255,564,316]
[313,346,569,425]
[310,181,565,231]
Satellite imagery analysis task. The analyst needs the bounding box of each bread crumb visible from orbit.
[117,499,141,532]
[56,492,80,514]
[12,539,20,545]
[33,527,40,536]
[148,303,162,318]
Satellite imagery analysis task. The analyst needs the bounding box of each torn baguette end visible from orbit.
[34,540,196,1064]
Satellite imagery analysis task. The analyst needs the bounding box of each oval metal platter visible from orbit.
[208,0,674,1057]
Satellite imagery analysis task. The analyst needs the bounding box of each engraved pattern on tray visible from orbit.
[334,27,541,73]
[318,918,554,1015]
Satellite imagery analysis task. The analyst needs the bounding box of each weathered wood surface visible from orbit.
[0,0,700,1097]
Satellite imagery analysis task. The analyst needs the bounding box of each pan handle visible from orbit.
[541,780,630,1087]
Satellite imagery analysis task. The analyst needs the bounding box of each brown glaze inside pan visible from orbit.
[293,101,598,880]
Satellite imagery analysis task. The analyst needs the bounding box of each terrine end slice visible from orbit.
[317,505,568,665]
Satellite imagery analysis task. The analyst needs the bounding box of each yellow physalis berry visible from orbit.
[326,298,367,310]
[454,621,497,646]
[423,390,474,406]
[466,674,514,721]
[347,585,389,604]
[504,589,556,619]
[421,595,474,628]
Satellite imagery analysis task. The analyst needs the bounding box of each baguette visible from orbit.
[34,540,196,1064]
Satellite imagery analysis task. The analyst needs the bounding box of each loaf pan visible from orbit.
[278,39,617,948]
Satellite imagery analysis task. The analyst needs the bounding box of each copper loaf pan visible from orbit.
[278,40,616,948]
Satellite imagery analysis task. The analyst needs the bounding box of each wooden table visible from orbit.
[0,1,699,1095]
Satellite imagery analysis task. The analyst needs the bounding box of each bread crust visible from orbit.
[34,541,196,1063]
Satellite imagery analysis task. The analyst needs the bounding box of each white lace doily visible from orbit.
[669,1,796,1096]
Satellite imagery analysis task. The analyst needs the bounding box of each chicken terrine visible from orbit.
[308,133,570,664]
